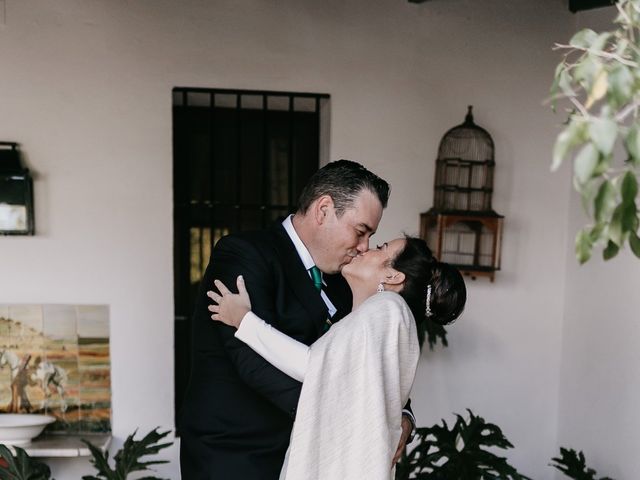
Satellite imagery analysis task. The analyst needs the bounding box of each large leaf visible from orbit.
[569,28,598,48]
[559,69,577,98]
[553,121,585,171]
[574,56,599,90]
[621,170,638,205]
[608,204,624,246]
[592,153,611,177]
[576,229,593,265]
[591,31,612,52]
[551,63,568,111]
[608,64,633,107]
[621,202,638,233]
[550,447,615,480]
[594,180,617,223]
[0,445,51,480]
[83,428,173,480]
[624,124,640,166]
[585,70,608,108]
[630,231,640,259]
[589,223,606,243]
[588,117,618,156]
[113,429,172,478]
[574,143,600,184]
[576,177,600,214]
[82,438,120,480]
[603,240,620,260]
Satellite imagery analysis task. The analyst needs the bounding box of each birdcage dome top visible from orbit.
[437,106,494,162]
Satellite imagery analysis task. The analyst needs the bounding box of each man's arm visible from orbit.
[199,235,303,417]
[403,400,417,441]
[393,412,415,464]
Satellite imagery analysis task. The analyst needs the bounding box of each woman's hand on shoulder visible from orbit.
[207,276,252,329]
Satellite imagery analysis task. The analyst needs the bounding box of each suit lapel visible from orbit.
[270,224,329,330]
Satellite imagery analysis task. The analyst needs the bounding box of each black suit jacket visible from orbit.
[179,223,352,479]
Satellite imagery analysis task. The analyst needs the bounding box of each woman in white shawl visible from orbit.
[208,236,466,480]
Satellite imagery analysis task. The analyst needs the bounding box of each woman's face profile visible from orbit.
[343,238,406,285]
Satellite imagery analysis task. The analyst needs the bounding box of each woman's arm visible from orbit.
[208,276,309,382]
[234,311,308,382]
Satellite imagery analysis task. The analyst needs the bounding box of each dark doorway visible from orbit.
[172,87,329,424]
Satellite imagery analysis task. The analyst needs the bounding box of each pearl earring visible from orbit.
[377,282,385,293]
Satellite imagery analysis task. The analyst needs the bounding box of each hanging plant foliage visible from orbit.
[551,0,640,263]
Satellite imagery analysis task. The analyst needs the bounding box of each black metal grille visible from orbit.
[172,87,328,423]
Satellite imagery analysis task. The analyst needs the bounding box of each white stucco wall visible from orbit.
[1,1,630,478]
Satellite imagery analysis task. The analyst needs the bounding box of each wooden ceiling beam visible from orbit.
[406,0,615,13]
[569,0,616,12]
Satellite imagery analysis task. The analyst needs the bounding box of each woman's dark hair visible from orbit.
[391,236,467,346]
[297,159,390,216]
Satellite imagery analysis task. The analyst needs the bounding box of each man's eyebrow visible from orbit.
[357,223,374,233]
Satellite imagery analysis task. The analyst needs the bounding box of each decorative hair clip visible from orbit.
[425,284,433,318]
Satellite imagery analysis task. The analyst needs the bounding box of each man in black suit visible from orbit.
[179,160,414,479]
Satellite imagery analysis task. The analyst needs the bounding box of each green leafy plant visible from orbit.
[0,445,52,480]
[395,409,530,479]
[551,0,640,263]
[81,428,172,480]
[551,447,614,480]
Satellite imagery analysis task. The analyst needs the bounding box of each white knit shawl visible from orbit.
[280,291,420,480]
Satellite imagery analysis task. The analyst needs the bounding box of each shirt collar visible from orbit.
[282,214,316,271]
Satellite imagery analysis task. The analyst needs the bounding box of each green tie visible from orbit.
[310,266,332,331]
[309,266,323,291]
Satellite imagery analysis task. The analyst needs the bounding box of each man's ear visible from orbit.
[314,195,334,225]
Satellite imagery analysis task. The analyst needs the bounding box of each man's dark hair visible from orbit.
[296,160,390,216]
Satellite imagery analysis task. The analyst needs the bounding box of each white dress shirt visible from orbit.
[281,215,337,318]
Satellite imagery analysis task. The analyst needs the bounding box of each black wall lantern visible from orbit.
[0,142,35,235]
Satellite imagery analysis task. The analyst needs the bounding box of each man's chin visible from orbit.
[337,257,356,273]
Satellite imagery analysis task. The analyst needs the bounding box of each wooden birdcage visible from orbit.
[421,107,504,281]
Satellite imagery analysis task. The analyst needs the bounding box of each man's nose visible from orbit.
[356,237,370,253]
